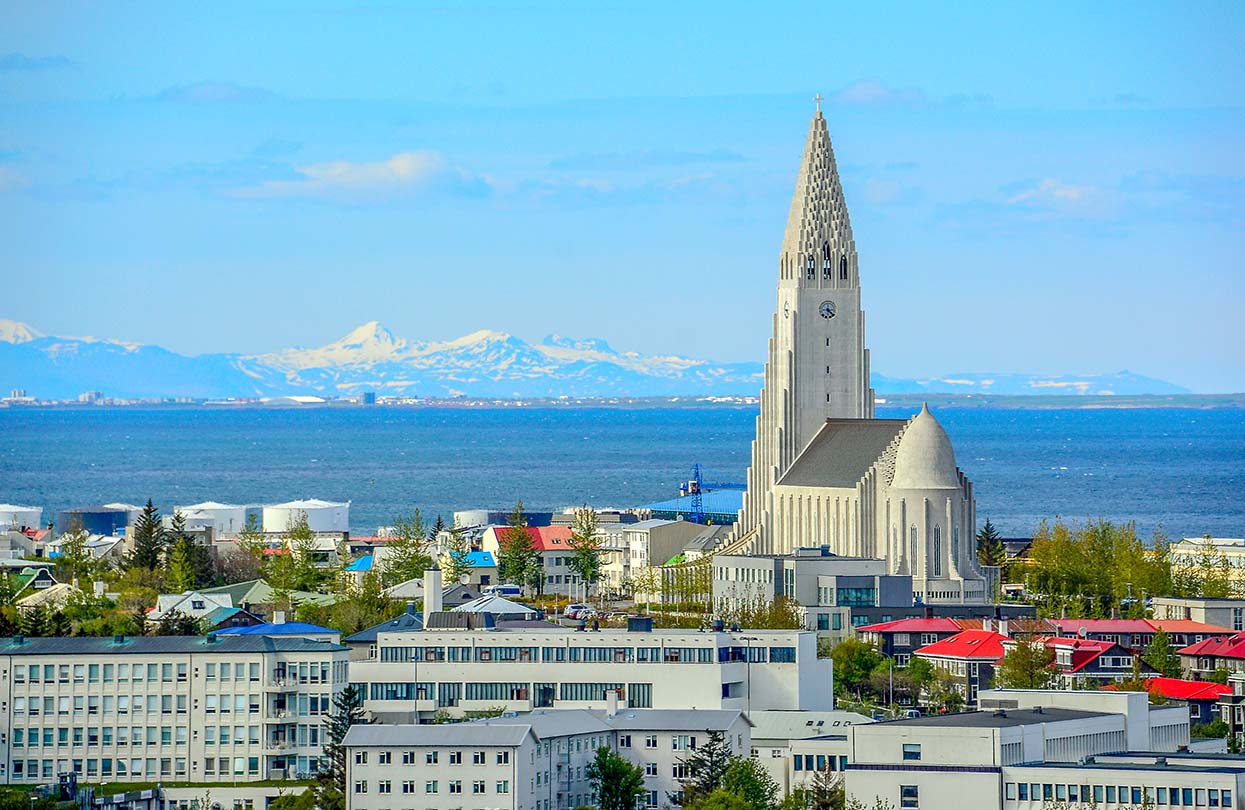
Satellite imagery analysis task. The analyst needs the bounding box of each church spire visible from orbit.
[780,108,857,288]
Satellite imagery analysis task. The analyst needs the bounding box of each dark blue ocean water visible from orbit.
[0,406,1241,540]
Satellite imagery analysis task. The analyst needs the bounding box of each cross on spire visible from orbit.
[814,93,822,113]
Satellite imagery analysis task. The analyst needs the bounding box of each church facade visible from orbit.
[730,107,992,605]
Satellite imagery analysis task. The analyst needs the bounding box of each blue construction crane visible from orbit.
[679,463,746,524]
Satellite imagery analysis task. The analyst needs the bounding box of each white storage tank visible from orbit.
[175,501,247,534]
[263,499,350,533]
[0,504,43,532]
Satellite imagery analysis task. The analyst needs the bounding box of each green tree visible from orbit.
[586,746,645,810]
[687,790,751,810]
[127,499,166,571]
[0,788,58,810]
[497,500,540,594]
[153,609,200,636]
[670,730,733,806]
[1143,628,1184,678]
[55,524,97,584]
[284,511,323,590]
[167,538,197,593]
[567,506,603,597]
[778,769,843,810]
[994,639,1057,689]
[320,683,367,809]
[268,789,317,810]
[830,638,884,699]
[441,527,473,584]
[976,518,1005,568]
[381,512,434,587]
[167,512,217,588]
[428,514,447,543]
[721,757,780,810]
[1193,718,1229,739]
[1208,668,1231,685]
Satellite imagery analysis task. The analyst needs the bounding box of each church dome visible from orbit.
[890,404,961,490]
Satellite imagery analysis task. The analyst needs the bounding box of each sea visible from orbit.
[0,405,1242,541]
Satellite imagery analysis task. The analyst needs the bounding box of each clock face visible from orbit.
[819,300,837,319]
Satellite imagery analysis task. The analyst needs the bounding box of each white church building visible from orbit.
[727,105,992,605]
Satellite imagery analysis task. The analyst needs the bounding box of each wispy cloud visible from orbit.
[832,79,927,107]
[1005,178,1093,206]
[235,150,492,201]
[0,53,74,71]
[548,149,745,171]
[156,81,277,103]
[0,166,30,192]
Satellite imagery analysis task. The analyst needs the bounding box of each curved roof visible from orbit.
[890,404,961,490]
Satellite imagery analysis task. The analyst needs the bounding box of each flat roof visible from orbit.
[0,635,345,655]
[872,707,1110,729]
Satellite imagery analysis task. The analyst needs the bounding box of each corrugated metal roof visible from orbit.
[643,491,743,516]
[596,709,745,732]
[212,621,337,636]
[0,635,345,655]
[344,724,532,747]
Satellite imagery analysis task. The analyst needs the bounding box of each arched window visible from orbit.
[805,255,815,280]
[822,242,832,278]
[909,526,917,568]
[952,527,960,564]
[840,255,849,280]
[933,527,942,577]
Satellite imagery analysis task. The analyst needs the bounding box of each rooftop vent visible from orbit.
[112,634,125,645]
[627,617,654,633]
[11,634,23,645]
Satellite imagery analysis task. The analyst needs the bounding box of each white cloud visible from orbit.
[832,79,927,107]
[1007,178,1092,206]
[235,150,491,201]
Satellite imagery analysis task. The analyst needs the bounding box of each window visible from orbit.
[645,736,657,749]
[449,781,462,795]
[1235,608,1243,632]
[377,751,391,765]
[354,751,368,765]
[472,751,485,765]
[425,781,438,794]
[619,735,632,748]
[377,781,391,794]
[353,782,367,795]
[402,781,415,794]
[426,751,438,765]
[901,744,921,761]
[645,763,657,776]
[900,785,918,809]
[449,751,462,765]
[497,751,510,764]
[840,255,848,281]
[472,781,485,795]
[932,527,942,577]
[497,781,510,794]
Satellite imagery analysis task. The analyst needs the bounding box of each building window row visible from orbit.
[1006,782,1231,807]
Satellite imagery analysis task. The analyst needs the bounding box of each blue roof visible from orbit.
[465,551,495,568]
[212,621,337,636]
[346,555,374,571]
[345,605,423,644]
[643,490,743,516]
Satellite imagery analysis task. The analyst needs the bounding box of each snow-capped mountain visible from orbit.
[0,318,1190,400]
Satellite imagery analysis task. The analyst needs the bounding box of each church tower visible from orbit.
[733,106,874,554]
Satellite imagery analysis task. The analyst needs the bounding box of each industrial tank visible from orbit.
[0,504,42,531]
[175,501,247,534]
[262,499,350,533]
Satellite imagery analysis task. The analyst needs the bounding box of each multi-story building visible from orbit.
[1154,597,1245,632]
[1170,538,1245,593]
[0,634,348,789]
[343,706,753,810]
[914,629,1008,706]
[350,619,831,721]
[846,689,1218,810]
[714,549,912,639]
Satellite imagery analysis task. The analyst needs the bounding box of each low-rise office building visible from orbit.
[845,689,1220,810]
[0,634,348,792]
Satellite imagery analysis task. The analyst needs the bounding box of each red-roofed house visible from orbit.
[1177,633,1245,679]
[1129,677,1231,725]
[1146,619,1233,648]
[857,617,965,664]
[1049,618,1157,651]
[1036,636,1158,687]
[914,629,1009,705]
[480,525,582,596]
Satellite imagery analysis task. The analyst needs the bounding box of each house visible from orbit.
[200,578,339,612]
[1038,636,1158,687]
[748,710,870,793]
[15,582,81,614]
[479,525,584,595]
[856,617,965,665]
[10,567,58,600]
[1152,596,1245,632]
[148,590,262,633]
[212,612,341,644]
[1048,618,1157,651]
[442,550,498,589]
[1145,618,1233,648]
[1108,677,1231,725]
[913,629,1009,706]
[451,594,538,622]
[1177,632,1245,678]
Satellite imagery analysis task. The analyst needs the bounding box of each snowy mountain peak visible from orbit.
[542,334,617,355]
[331,321,405,352]
[0,319,45,344]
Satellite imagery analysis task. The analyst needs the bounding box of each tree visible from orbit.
[127,499,166,571]
[152,609,200,636]
[284,511,323,591]
[630,566,663,613]
[167,539,197,593]
[670,731,733,806]
[1143,629,1184,678]
[167,512,216,588]
[441,527,473,584]
[830,639,884,699]
[55,524,96,584]
[497,500,540,593]
[721,757,780,810]
[320,684,367,809]
[381,512,434,587]
[268,789,317,810]
[994,639,1057,689]
[686,791,751,810]
[976,518,1005,568]
[428,514,447,543]
[586,746,645,810]
[567,506,604,598]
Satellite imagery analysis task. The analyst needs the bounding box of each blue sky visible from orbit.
[1,1,1242,392]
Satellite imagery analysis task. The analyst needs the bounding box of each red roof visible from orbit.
[22,528,50,542]
[494,525,575,552]
[1139,677,1232,701]
[1177,632,1245,659]
[1050,618,1154,635]
[1146,619,1234,636]
[915,630,1008,661]
[856,617,964,634]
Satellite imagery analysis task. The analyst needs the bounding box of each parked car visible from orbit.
[565,603,589,618]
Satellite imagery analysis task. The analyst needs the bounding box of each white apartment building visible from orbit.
[343,707,752,810]
[844,689,1242,810]
[351,622,831,721]
[0,634,348,791]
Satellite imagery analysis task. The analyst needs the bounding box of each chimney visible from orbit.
[606,689,620,719]
[924,606,934,619]
[983,618,993,634]
[273,611,286,625]
[424,565,443,624]
[999,618,1010,637]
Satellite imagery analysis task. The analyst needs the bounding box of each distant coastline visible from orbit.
[2,392,1242,411]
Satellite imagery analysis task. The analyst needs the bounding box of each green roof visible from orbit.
[201,579,337,607]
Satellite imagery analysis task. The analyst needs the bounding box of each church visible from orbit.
[729,104,993,605]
